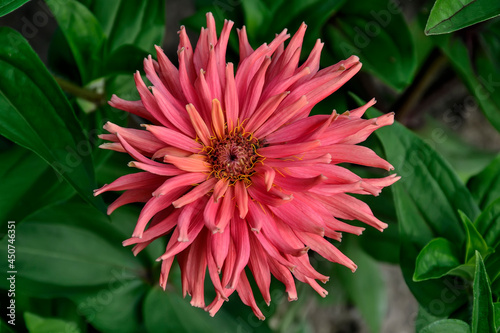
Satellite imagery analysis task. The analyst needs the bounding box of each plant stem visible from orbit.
[396,52,449,123]
[54,76,105,105]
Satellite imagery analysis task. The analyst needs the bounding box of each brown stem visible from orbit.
[396,53,449,123]
[54,76,105,105]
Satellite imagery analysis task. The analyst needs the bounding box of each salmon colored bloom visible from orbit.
[95,13,399,319]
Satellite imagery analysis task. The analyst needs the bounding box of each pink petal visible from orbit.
[143,124,200,153]
[107,188,152,215]
[245,91,290,133]
[257,140,320,158]
[155,45,184,102]
[227,215,250,289]
[224,63,239,132]
[151,87,196,137]
[211,224,231,272]
[213,179,229,202]
[254,95,308,139]
[103,122,164,154]
[153,172,208,197]
[109,95,156,124]
[240,57,271,120]
[172,177,217,208]
[234,180,249,219]
[296,232,357,272]
[248,234,271,305]
[94,172,165,196]
[186,103,211,146]
[164,155,211,173]
[128,161,185,176]
[267,257,298,301]
[235,271,265,320]
[211,99,225,139]
[132,186,188,238]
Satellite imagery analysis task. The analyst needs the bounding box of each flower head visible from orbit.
[95,13,399,319]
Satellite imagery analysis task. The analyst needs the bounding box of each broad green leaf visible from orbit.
[70,280,148,333]
[0,201,145,290]
[472,252,496,333]
[0,28,104,213]
[359,220,400,264]
[420,319,471,333]
[144,287,240,333]
[425,0,500,35]
[241,0,269,39]
[46,0,105,85]
[459,211,493,263]
[414,117,498,182]
[474,197,500,249]
[325,0,416,91]
[337,238,387,333]
[434,29,500,134]
[0,146,74,228]
[365,104,480,316]
[85,0,165,54]
[47,28,82,84]
[446,264,476,281]
[0,0,29,16]
[494,302,500,331]
[0,318,15,332]
[415,306,446,332]
[273,0,346,53]
[414,238,461,282]
[103,44,150,77]
[24,312,80,333]
[468,154,500,210]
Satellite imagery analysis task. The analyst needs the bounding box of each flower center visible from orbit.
[207,129,261,183]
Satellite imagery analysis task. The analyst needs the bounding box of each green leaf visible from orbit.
[425,0,500,35]
[325,0,416,91]
[494,302,500,331]
[70,280,148,333]
[0,146,75,228]
[414,116,498,182]
[0,201,145,291]
[434,29,500,134]
[415,306,446,332]
[414,238,461,282]
[241,0,270,39]
[0,318,15,333]
[364,103,480,316]
[359,220,400,264]
[103,44,149,77]
[337,238,387,333]
[143,287,240,333]
[420,319,471,333]
[24,312,81,333]
[0,28,105,213]
[468,154,500,210]
[459,211,493,263]
[86,0,165,54]
[46,0,105,85]
[474,197,500,249]
[472,252,496,333]
[272,0,346,52]
[0,0,29,16]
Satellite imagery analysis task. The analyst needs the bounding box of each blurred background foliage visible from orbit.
[0,0,499,332]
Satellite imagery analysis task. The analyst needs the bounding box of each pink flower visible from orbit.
[95,13,399,319]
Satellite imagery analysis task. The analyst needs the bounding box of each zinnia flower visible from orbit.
[95,13,399,319]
